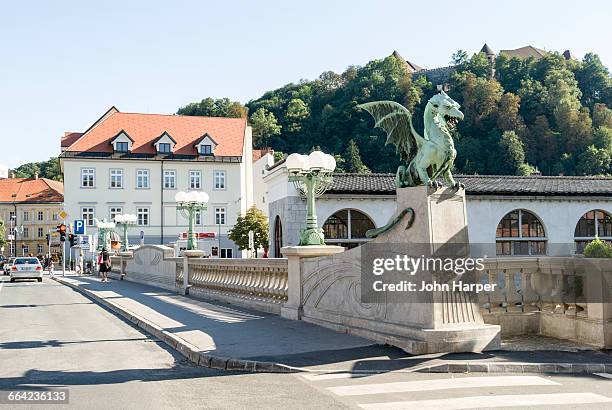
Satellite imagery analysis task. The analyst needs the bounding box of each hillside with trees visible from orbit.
[11,157,62,181]
[178,50,611,176]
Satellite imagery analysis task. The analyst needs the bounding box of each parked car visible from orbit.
[9,257,43,282]
[3,258,15,275]
[0,255,5,269]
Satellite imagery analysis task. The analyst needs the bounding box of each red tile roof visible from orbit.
[252,148,274,162]
[61,132,84,148]
[0,178,64,203]
[64,109,247,156]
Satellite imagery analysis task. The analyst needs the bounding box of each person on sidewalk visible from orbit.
[98,248,111,282]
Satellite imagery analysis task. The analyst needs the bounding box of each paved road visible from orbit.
[1,276,611,409]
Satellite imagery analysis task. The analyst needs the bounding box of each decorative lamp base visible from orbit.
[182,249,205,258]
[298,227,326,246]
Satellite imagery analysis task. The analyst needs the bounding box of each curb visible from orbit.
[52,277,611,376]
[416,362,612,374]
[53,277,303,374]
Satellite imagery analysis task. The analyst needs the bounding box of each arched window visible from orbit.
[322,209,375,249]
[273,216,283,258]
[496,209,546,256]
[574,210,612,253]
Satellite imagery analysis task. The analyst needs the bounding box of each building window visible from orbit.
[22,245,29,255]
[52,212,58,221]
[110,169,124,188]
[214,207,226,225]
[195,209,203,225]
[136,169,150,189]
[496,209,546,256]
[158,143,171,154]
[109,207,123,221]
[37,244,44,254]
[189,170,201,190]
[38,227,44,238]
[115,141,129,152]
[163,170,176,189]
[322,209,375,249]
[23,211,29,221]
[574,209,612,253]
[200,145,212,155]
[214,171,226,190]
[81,168,95,188]
[37,211,44,221]
[137,208,150,226]
[10,211,15,220]
[220,248,233,258]
[274,216,283,258]
[9,243,15,255]
[82,207,95,227]
[23,227,29,238]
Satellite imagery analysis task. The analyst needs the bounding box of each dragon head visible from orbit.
[428,90,464,130]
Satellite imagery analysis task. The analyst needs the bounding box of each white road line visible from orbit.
[595,373,612,379]
[0,277,3,296]
[301,373,370,381]
[359,393,612,410]
[327,375,558,397]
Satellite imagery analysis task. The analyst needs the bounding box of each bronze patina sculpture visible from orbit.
[359,91,464,189]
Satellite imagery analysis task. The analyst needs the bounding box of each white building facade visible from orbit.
[60,107,268,257]
[264,162,612,258]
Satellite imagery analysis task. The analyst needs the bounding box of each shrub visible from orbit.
[583,238,612,258]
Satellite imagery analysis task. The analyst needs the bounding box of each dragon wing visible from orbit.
[358,101,424,162]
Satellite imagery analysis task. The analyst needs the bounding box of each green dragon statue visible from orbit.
[359,91,464,189]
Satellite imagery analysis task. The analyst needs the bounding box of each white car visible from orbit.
[9,257,43,282]
[3,258,14,275]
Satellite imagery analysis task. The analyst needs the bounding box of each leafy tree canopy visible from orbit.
[12,157,62,181]
[177,97,247,118]
[228,206,269,255]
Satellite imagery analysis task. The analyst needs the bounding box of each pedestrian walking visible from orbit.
[98,248,111,282]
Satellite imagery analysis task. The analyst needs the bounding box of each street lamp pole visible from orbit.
[114,214,137,252]
[286,151,336,246]
[175,191,209,251]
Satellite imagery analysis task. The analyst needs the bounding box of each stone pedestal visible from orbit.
[182,249,205,258]
[292,186,501,354]
[280,245,344,320]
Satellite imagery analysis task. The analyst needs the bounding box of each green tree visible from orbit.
[456,52,493,78]
[250,108,281,148]
[343,139,370,173]
[0,220,6,249]
[284,98,310,133]
[593,127,612,151]
[493,131,530,175]
[451,50,469,65]
[13,157,62,181]
[575,53,611,107]
[177,97,247,118]
[228,206,269,256]
[576,145,611,175]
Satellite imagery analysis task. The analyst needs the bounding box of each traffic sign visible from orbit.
[59,210,68,220]
[74,219,86,235]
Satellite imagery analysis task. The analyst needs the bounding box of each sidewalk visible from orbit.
[53,275,612,374]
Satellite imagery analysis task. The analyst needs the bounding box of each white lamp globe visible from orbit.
[127,214,137,223]
[196,191,209,203]
[115,215,125,223]
[186,191,199,202]
[308,151,328,171]
[286,153,307,172]
[175,191,187,203]
[324,154,336,172]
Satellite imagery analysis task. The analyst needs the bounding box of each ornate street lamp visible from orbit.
[175,190,209,251]
[114,214,137,252]
[286,150,336,246]
[95,218,116,251]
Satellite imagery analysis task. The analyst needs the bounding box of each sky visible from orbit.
[0,0,610,168]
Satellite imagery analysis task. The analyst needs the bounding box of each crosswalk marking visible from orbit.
[301,372,370,381]
[327,375,558,397]
[358,392,612,410]
[595,373,612,379]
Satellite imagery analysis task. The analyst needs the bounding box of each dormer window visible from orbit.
[110,130,134,153]
[158,143,171,154]
[153,132,176,155]
[194,133,218,156]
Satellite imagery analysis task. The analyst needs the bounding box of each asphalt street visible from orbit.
[1,275,611,409]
